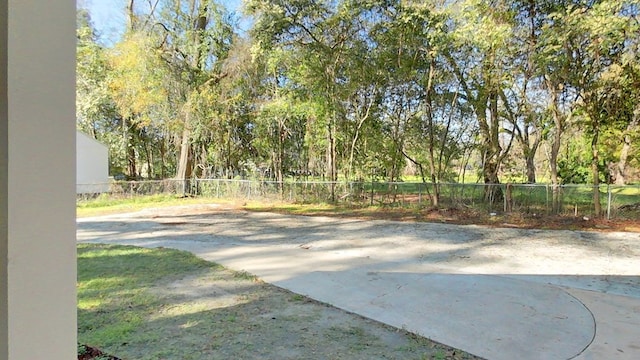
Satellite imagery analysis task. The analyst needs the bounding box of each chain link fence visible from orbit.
[77,179,640,220]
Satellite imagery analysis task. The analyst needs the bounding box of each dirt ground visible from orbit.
[147,267,481,359]
[248,203,640,233]
[79,204,495,360]
[79,251,483,360]
[77,204,640,359]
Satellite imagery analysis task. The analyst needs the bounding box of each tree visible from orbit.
[247,0,365,201]
[77,0,640,205]
[152,0,234,189]
[556,1,638,215]
[444,0,518,201]
[76,8,127,176]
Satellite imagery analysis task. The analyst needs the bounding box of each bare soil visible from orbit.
[79,264,483,360]
[250,204,640,233]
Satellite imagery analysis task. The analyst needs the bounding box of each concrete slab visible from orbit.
[569,288,640,360]
[77,208,640,359]
[276,272,594,360]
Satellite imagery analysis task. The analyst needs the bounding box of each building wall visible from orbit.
[1,0,8,355]
[77,131,110,193]
[2,1,77,359]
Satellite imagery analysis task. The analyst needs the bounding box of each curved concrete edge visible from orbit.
[568,288,640,360]
[276,272,595,360]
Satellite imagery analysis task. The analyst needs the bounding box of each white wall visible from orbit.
[77,131,110,193]
[0,1,8,355]
[2,1,77,359]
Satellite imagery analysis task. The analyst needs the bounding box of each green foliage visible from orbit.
[557,134,611,184]
[78,0,640,189]
[108,34,168,125]
[77,244,217,350]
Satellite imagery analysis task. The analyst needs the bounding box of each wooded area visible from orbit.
[77,0,640,215]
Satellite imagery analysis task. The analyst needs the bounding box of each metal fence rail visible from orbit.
[77,179,640,219]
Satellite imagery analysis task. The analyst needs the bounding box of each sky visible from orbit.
[78,0,248,45]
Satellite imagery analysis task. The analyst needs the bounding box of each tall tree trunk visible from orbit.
[127,0,137,31]
[160,137,166,179]
[175,0,207,191]
[547,79,565,214]
[326,115,337,202]
[591,135,602,217]
[425,60,439,207]
[127,141,137,179]
[479,91,503,203]
[524,148,536,184]
[347,95,374,181]
[614,114,638,185]
[124,117,137,179]
[591,126,601,217]
[176,126,192,194]
[549,125,561,213]
[521,126,541,184]
[277,118,285,195]
[144,138,153,179]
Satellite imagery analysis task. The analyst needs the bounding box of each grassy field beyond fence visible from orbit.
[77,179,640,220]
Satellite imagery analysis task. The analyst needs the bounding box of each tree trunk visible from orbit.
[480,91,503,204]
[277,118,285,196]
[614,115,638,185]
[176,126,192,194]
[547,79,565,214]
[144,138,153,179]
[347,96,374,181]
[175,0,207,192]
[550,129,561,214]
[124,117,137,179]
[425,60,439,207]
[522,127,541,184]
[326,114,337,202]
[591,128,601,217]
[127,143,137,180]
[525,149,536,184]
[483,157,502,204]
[127,0,137,31]
[160,137,166,179]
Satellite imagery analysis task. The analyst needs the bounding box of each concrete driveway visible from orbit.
[77,205,640,360]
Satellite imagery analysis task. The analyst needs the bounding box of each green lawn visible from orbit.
[77,244,218,355]
[76,194,229,217]
[77,243,461,360]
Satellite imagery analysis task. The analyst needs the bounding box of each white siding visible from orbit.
[76,131,109,193]
[4,1,78,358]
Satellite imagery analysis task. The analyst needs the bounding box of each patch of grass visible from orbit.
[77,244,218,352]
[245,201,387,217]
[432,351,447,360]
[290,293,306,302]
[244,201,338,215]
[78,193,176,209]
[76,194,226,217]
[233,270,259,281]
[78,243,481,359]
[77,343,89,355]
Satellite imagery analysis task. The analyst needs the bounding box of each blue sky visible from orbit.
[79,0,248,45]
